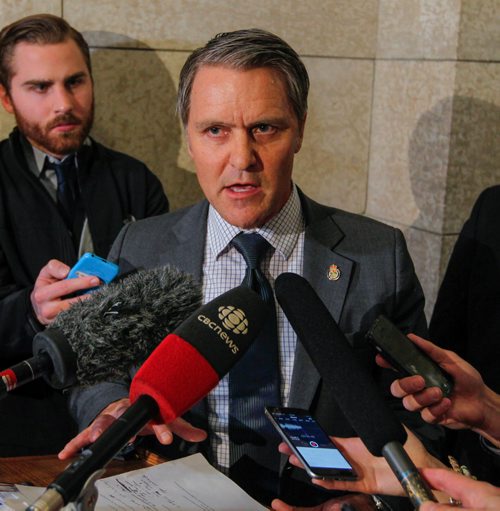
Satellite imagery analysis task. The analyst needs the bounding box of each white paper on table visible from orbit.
[0,484,21,510]
[8,454,267,511]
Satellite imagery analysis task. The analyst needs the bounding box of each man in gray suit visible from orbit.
[61,29,440,509]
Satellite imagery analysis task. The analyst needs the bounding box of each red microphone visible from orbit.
[129,285,266,422]
[28,286,267,511]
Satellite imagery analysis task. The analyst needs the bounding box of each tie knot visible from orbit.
[231,232,271,269]
[44,155,76,186]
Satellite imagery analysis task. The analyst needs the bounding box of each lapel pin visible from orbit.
[327,264,341,281]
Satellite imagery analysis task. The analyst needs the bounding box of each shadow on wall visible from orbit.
[409,95,500,234]
[86,32,204,211]
[407,96,500,316]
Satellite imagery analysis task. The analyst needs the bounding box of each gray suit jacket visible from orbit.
[70,189,431,432]
[70,191,441,507]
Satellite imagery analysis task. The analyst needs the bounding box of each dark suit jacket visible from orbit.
[0,128,169,456]
[430,185,500,485]
[70,190,441,506]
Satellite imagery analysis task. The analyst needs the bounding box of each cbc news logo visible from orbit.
[218,305,249,335]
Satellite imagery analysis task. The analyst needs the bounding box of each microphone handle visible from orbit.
[382,440,437,509]
[0,352,53,397]
[28,394,159,511]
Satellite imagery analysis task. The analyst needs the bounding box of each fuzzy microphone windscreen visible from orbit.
[49,265,202,385]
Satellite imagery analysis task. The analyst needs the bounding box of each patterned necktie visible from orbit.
[228,232,281,503]
[45,155,77,228]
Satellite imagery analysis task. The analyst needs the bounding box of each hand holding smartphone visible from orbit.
[265,406,357,480]
[67,253,119,293]
[366,315,454,397]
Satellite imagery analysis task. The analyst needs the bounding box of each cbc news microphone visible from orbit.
[0,266,202,398]
[275,273,436,510]
[27,286,267,511]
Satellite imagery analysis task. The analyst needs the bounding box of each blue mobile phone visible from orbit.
[67,253,119,291]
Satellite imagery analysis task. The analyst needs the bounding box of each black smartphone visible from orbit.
[366,315,454,397]
[265,406,358,480]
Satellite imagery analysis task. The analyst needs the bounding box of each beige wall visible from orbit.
[1,0,499,319]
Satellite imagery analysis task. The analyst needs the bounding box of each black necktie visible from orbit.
[45,155,77,228]
[228,232,281,503]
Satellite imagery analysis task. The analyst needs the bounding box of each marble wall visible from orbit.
[1,0,499,319]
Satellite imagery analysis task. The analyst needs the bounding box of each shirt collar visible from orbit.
[19,133,91,177]
[207,184,304,261]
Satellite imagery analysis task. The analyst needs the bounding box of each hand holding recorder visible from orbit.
[30,259,98,325]
[367,315,454,397]
[30,254,117,326]
[377,334,500,447]
[265,407,357,481]
[275,423,445,498]
[66,253,118,293]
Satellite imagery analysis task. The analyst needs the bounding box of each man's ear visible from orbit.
[0,85,14,114]
[294,113,307,153]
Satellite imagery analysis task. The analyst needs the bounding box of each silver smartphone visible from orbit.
[265,406,357,480]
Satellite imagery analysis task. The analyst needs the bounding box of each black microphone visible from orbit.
[27,286,267,511]
[275,272,436,509]
[0,266,202,398]
[0,329,76,398]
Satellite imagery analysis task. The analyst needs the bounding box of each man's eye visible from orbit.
[31,83,48,92]
[67,77,84,88]
[208,127,222,136]
[254,124,275,134]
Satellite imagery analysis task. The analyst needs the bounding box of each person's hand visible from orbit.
[420,468,500,511]
[277,427,445,497]
[30,259,100,325]
[377,334,500,445]
[58,398,207,459]
[271,493,376,511]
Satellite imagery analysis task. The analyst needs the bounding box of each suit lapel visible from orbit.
[167,202,210,431]
[165,201,209,282]
[288,195,354,410]
[303,215,353,324]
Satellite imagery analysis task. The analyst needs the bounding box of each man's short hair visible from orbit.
[0,13,91,90]
[177,28,309,127]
